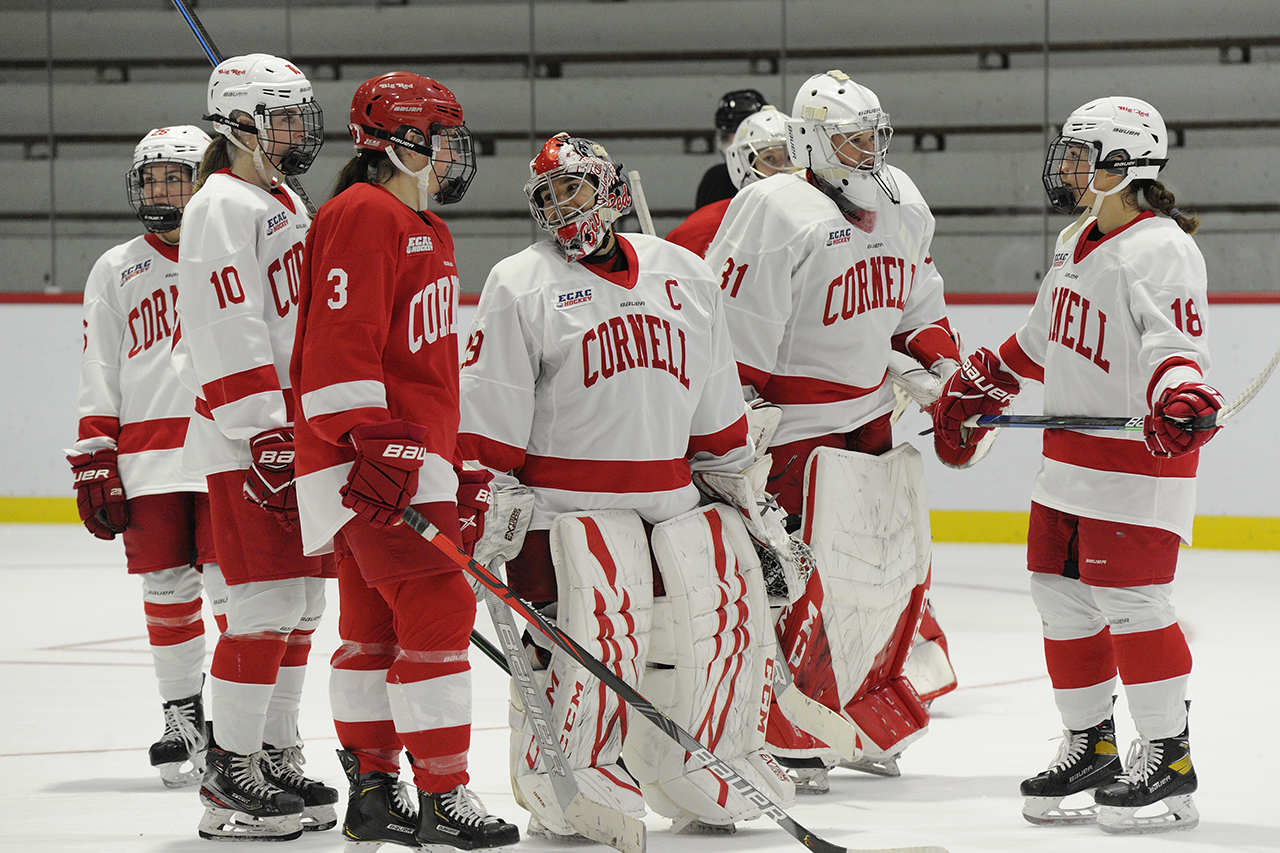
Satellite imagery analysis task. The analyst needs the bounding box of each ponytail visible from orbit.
[1133,179,1200,235]
[331,150,396,199]
[194,135,233,192]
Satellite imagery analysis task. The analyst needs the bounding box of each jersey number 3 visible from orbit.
[327,268,348,310]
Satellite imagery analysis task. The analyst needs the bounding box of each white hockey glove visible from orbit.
[745,398,781,462]
[693,456,815,605]
[471,485,536,571]
[887,351,959,410]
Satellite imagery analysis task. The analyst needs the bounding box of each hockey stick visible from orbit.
[771,647,862,763]
[628,171,657,236]
[480,575,647,853]
[402,507,950,853]
[470,629,508,671]
[168,0,319,217]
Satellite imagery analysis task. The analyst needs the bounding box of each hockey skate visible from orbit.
[1095,726,1198,834]
[198,745,305,841]
[838,754,901,778]
[149,691,208,788]
[1020,715,1120,826]
[671,812,737,835]
[336,749,420,851]
[262,743,339,831]
[774,756,830,794]
[416,785,520,849]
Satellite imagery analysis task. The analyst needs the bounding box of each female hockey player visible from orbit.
[290,71,518,852]
[933,96,1215,835]
[68,125,225,790]
[457,132,799,838]
[666,105,796,258]
[175,53,337,842]
[704,70,962,791]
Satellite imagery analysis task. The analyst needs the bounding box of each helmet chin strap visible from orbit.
[1064,168,1134,241]
[223,127,282,189]
[387,148,433,210]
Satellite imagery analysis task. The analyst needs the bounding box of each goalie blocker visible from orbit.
[768,444,937,779]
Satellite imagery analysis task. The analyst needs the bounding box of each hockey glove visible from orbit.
[1144,382,1223,457]
[341,420,430,528]
[243,427,299,531]
[932,347,1020,451]
[456,467,494,557]
[68,448,129,539]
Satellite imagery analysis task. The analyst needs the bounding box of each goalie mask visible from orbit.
[725,106,795,190]
[525,133,633,263]
[126,125,210,234]
[349,72,477,206]
[1043,96,1168,214]
[786,70,898,215]
[205,53,324,181]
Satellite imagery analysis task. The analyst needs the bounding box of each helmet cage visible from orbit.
[724,107,795,189]
[254,100,324,176]
[126,162,197,233]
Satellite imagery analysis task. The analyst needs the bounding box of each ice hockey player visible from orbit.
[291,70,518,852]
[457,132,800,837]
[934,96,1213,834]
[695,88,767,209]
[667,105,796,258]
[705,70,964,791]
[68,125,226,789]
[175,53,336,841]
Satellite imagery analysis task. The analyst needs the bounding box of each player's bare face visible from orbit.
[140,163,193,209]
[1059,142,1094,195]
[832,130,877,170]
[536,175,597,224]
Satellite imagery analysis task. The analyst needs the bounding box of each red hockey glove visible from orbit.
[341,420,430,528]
[1144,382,1223,457]
[68,449,129,540]
[243,427,298,531]
[455,468,494,558]
[932,348,1020,450]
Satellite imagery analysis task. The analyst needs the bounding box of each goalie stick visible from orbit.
[402,507,950,853]
[771,645,862,764]
[168,0,319,217]
[628,170,657,236]
[479,566,647,853]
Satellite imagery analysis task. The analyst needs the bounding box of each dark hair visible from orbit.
[330,149,397,199]
[194,135,233,192]
[1130,179,1200,235]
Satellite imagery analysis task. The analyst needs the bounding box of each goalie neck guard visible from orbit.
[126,125,210,234]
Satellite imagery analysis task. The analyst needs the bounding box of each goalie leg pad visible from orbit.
[902,572,958,704]
[623,505,795,827]
[509,510,651,833]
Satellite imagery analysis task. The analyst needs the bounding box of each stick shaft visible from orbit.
[170,0,223,63]
[627,170,656,236]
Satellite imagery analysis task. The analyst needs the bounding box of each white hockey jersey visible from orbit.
[72,234,204,496]
[705,167,951,446]
[999,212,1211,542]
[458,235,754,530]
[175,170,310,476]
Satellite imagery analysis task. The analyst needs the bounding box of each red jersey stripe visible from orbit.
[518,454,691,494]
[1000,335,1045,383]
[201,364,284,412]
[457,432,526,475]
[761,371,886,406]
[1043,429,1199,478]
[1147,356,1203,409]
[77,415,121,442]
[118,417,190,454]
[687,414,748,459]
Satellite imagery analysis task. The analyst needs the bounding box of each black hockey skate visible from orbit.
[1095,725,1199,834]
[1020,714,1121,825]
[149,691,208,788]
[416,785,520,849]
[198,745,305,841]
[262,743,339,831]
[337,748,420,850]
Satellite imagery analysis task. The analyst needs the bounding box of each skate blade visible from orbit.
[564,793,647,853]
[301,804,338,831]
[198,808,303,842]
[157,758,205,789]
[1022,794,1099,826]
[526,818,591,843]
[672,813,736,835]
[838,756,901,778]
[1097,795,1199,834]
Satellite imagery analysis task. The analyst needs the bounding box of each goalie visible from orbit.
[703,70,965,791]
[457,133,800,837]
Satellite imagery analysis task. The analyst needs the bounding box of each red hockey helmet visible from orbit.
[348,72,476,204]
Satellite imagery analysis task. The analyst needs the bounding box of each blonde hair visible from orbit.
[193,135,233,192]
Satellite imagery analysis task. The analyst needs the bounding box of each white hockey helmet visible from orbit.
[126,125,211,233]
[1043,96,1168,214]
[204,53,323,177]
[525,133,633,263]
[786,70,898,212]
[725,106,796,190]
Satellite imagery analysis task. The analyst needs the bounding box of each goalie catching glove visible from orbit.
[694,456,815,604]
[68,448,129,539]
[1145,381,1223,457]
[341,420,429,527]
[243,427,299,531]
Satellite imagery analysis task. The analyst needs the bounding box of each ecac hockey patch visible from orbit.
[265,211,290,236]
[119,259,151,286]
[406,235,434,254]
[826,227,852,246]
[1052,251,1070,269]
[555,287,593,309]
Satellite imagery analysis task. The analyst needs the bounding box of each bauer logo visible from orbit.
[120,259,151,286]
[265,211,289,236]
[406,235,434,254]
[826,228,852,246]
[555,288,593,309]
[1052,251,1070,269]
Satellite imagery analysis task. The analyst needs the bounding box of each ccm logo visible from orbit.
[381,445,428,461]
[74,469,110,483]
[257,450,295,465]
